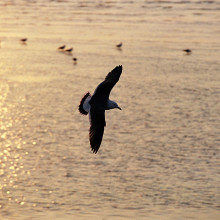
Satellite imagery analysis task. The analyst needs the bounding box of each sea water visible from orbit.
[0,0,219,219]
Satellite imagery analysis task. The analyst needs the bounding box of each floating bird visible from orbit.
[79,65,123,153]
[58,45,65,50]
[116,42,123,48]
[20,38,28,42]
[65,47,73,52]
[183,49,192,54]
[73,57,77,64]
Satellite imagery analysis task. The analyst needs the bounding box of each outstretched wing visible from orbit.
[89,106,106,153]
[91,65,123,102]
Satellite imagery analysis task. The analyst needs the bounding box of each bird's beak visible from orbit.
[117,106,122,110]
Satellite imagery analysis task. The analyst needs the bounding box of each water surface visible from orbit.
[0,0,220,219]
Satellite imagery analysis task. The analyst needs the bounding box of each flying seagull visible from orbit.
[79,65,123,153]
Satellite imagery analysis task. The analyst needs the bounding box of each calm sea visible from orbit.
[0,0,219,219]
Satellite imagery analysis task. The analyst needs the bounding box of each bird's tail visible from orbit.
[79,92,91,115]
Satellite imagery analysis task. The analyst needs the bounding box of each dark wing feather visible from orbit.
[104,65,122,83]
[79,92,91,115]
[89,125,104,153]
[89,105,106,153]
[91,65,122,102]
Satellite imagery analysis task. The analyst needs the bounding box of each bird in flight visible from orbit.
[79,65,123,153]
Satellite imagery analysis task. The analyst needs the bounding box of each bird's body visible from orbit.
[73,57,77,64]
[116,42,123,48]
[65,47,73,52]
[58,45,65,50]
[79,94,120,115]
[79,65,123,153]
[183,49,192,54]
[20,38,27,42]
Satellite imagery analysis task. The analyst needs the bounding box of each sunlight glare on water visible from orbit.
[0,0,220,219]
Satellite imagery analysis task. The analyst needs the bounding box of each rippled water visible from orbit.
[0,0,220,219]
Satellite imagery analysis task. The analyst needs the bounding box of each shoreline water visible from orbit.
[0,1,219,219]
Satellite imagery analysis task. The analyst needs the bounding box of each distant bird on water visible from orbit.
[65,47,73,52]
[79,65,123,153]
[58,45,65,50]
[183,49,192,54]
[73,57,77,64]
[20,38,28,42]
[116,42,123,48]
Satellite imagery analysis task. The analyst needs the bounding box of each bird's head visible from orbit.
[107,100,122,110]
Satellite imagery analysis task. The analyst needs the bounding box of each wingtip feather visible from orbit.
[89,126,104,154]
[115,65,122,72]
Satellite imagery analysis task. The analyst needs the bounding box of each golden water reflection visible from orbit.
[0,0,220,219]
[0,82,28,210]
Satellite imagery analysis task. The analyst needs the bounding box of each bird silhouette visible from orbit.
[79,65,123,153]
